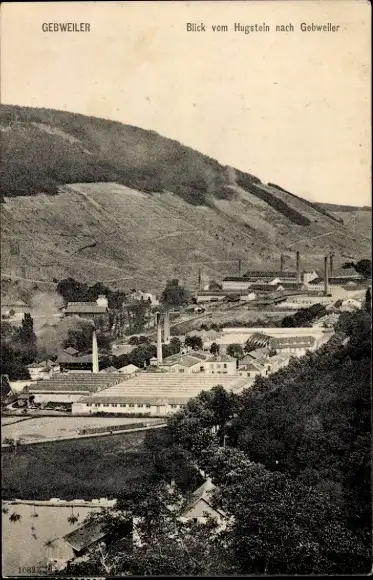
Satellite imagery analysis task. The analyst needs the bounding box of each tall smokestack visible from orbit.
[280,255,285,272]
[324,256,329,295]
[164,310,170,344]
[198,268,201,291]
[296,251,301,284]
[156,312,163,365]
[238,259,242,276]
[92,328,99,373]
[329,254,334,277]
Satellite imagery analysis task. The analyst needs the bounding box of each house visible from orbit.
[63,296,109,327]
[118,364,140,375]
[201,354,237,375]
[57,352,98,373]
[160,354,204,374]
[269,336,316,356]
[178,478,226,528]
[27,360,60,381]
[1,299,30,319]
[238,360,267,378]
[45,521,107,565]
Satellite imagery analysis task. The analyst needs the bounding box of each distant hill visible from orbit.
[1,104,371,291]
[317,203,371,213]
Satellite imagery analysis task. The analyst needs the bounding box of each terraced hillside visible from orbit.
[1,105,370,291]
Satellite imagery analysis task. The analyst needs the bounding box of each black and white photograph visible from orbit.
[1,0,371,576]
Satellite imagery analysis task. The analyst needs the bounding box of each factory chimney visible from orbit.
[198,267,202,291]
[324,256,329,295]
[156,312,163,366]
[238,259,242,276]
[280,254,285,272]
[164,309,171,344]
[329,254,334,277]
[92,327,99,373]
[296,251,301,284]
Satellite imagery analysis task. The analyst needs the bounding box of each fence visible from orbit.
[78,418,165,435]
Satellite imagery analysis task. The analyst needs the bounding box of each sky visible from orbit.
[1,0,371,206]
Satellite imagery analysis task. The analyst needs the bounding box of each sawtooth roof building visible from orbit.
[72,374,249,417]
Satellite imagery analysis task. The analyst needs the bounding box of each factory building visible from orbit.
[71,375,249,417]
[25,374,124,405]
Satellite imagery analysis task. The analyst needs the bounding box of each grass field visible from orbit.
[1,416,161,443]
[2,430,155,500]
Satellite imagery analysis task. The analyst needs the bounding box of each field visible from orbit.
[2,430,155,501]
[1,416,161,443]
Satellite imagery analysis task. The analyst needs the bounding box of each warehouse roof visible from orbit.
[161,355,202,368]
[78,374,249,404]
[27,374,123,393]
[243,270,300,279]
[64,302,108,314]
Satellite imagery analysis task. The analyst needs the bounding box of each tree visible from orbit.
[161,279,190,308]
[184,335,203,350]
[226,344,244,360]
[210,342,220,355]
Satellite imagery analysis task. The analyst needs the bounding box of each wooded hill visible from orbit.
[1,105,371,289]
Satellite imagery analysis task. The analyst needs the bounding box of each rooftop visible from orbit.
[57,521,106,553]
[180,478,224,518]
[63,347,79,356]
[78,374,249,404]
[27,374,124,393]
[243,270,301,279]
[1,299,28,307]
[205,354,236,363]
[270,336,316,348]
[64,302,108,314]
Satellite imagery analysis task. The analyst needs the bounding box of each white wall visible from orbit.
[72,401,184,417]
[31,392,89,404]
[222,280,251,290]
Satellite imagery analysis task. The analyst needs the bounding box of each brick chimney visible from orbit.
[296,251,301,284]
[92,328,99,373]
[324,256,329,295]
[280,254,285,272]
[156,313,163,365]
[164,310,171,344]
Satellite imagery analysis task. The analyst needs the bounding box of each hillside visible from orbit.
[1,105,371,292]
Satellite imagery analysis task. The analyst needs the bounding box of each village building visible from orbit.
[178,478,227,529]
[117,364,140,375]
[1,298,30,319]
[269,335,316,356]
[202,354,237,375]
[160,354,204,374]
[63,295,110,327]
[27,360,60,381]
[238,360,267,378]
